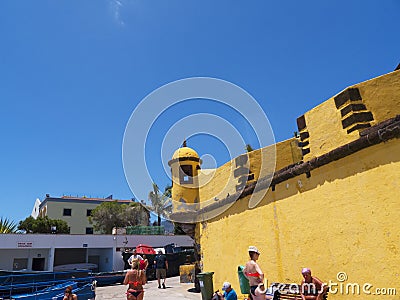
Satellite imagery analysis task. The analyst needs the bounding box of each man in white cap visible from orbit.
[127,248,143,268]
[243,246,264,300]
[216,282,237,300]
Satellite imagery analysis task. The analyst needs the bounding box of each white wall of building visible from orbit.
[0,234,194,272]
[0,248,50,271]
[87,248,114,272]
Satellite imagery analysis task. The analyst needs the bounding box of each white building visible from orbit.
[31,198,41,219]
[35,195,149,234]
[0,233,193,272]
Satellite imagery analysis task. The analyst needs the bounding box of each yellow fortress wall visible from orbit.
[199,139,399,299]
[171,69,400,299]
[198,138,302,204]
[299,70,400,160]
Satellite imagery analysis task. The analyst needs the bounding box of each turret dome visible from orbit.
[172,147,199,160]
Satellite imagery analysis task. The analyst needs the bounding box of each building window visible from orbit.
[63,208,72,216]
[179,165,193,184]
[86,227,94,234]
[86,209,93,217]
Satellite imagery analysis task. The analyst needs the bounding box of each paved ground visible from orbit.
[96,276,202,300]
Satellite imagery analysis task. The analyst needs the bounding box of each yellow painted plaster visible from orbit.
[170,70,400,299]
[302,70,400,160]
[354,70,400,124]
[199,139,400,300]
[198,138,300,205]
[170,147,200,205]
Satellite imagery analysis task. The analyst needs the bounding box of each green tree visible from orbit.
[148,183,169,226]
[52,219,70,233]
[18,216,70,234]
[89,201,148,234]
[123,202,150,227]
[18,216,35,233]
[89,201,125,234]
[0,217,18,233]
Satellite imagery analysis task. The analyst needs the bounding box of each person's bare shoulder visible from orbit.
[250,260,259,267]
[312,276,323,285]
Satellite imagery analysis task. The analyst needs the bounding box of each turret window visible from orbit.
[180,165,193,184]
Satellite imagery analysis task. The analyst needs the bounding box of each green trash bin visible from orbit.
[238,265,250,294]
[196,272,214,300]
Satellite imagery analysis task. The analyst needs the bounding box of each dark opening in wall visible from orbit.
[340,103,367,117]
[334,87,375,134]
[296,114,310,157]
[297,115,307,131]
[334,88,362,109]
[179,165,193,184]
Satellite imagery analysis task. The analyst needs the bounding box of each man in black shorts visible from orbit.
[154,250,168,289]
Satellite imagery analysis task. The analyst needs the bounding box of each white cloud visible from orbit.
[111,0,125,26]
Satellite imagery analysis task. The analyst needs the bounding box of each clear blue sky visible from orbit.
[1,1,399,223]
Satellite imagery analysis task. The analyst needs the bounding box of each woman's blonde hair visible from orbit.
[131,260,139,270]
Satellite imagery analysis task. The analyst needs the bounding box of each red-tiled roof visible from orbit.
[60,196,132,203]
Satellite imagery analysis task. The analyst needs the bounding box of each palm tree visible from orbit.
[164,185,172,197]
[148,183,169,226]
[0,217,18,233]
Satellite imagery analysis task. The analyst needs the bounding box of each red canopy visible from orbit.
[136,244,156,254]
